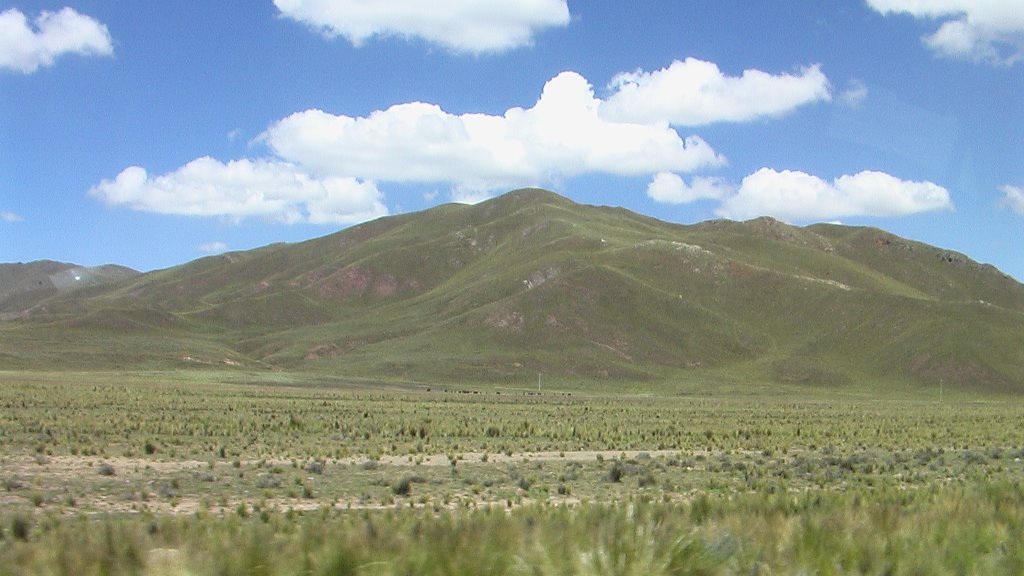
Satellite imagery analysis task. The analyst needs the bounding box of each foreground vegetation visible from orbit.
[2,371,1024,574]
[5,483,1024,575]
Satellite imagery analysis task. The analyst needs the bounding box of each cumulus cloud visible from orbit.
[273,0,569,54]
[95,60,864,224]
[646,172,732,204]
[88,157,388,225]
[866,0,1024,64]
[261,71,726,193]
[0,7,112,73]
[1,211,22,223]
[1000,185,1024,215]
[599,58,831,126]
[715,168,952,221]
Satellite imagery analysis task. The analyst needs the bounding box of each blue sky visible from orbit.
[1,1,1022,280]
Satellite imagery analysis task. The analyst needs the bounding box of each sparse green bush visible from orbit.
[255,474,281,489]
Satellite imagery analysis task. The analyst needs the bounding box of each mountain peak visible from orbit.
[478,188,574,212]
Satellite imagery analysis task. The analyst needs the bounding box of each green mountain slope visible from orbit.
[0,261,139,319]
[3,189,1023,392]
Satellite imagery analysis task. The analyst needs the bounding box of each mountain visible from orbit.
[3,189,1023,392]
[0,261,139,319]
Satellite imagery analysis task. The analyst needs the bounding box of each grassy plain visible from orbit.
[2,371,1024,574]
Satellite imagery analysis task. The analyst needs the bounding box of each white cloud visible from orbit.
[866,0,1024,64]
[1000,185,1024,215]
[261,71,726,193]
[646,172,732,204]
[88,157,388,225]
[450,189,495,205]
[599,58,831,126]
[839,79,869,107]
[1,211,22,223]
[0,7,112,73]
[716,168,952,221]
[273,0,569,54]
[96,59,866,224]
[198,241,228,254]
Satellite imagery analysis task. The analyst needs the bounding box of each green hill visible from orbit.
[2,189,1023,392]
[0,261,139,319]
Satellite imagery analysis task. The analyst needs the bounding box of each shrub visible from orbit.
[392,477,413,497]
[97,463,116,476]
[690,494,713,524]
[256,475,281,489]
[607,463,624,483]
[10,516,30,541]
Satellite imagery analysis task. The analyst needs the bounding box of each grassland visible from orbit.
[2,370,1024,574]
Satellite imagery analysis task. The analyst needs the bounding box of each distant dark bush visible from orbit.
[607,463,624,483]
[97,463,116,476]
[392,477,413,497]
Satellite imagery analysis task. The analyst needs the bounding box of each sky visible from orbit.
[1,1,1022,281]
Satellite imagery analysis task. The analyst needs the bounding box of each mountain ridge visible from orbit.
[3,189,1023,392]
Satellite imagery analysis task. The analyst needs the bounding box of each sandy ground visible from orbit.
[1,449,687,516]
[345,448,683,466]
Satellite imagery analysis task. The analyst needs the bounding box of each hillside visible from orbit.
[2,189,1023,392]
[0,261,139,319]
